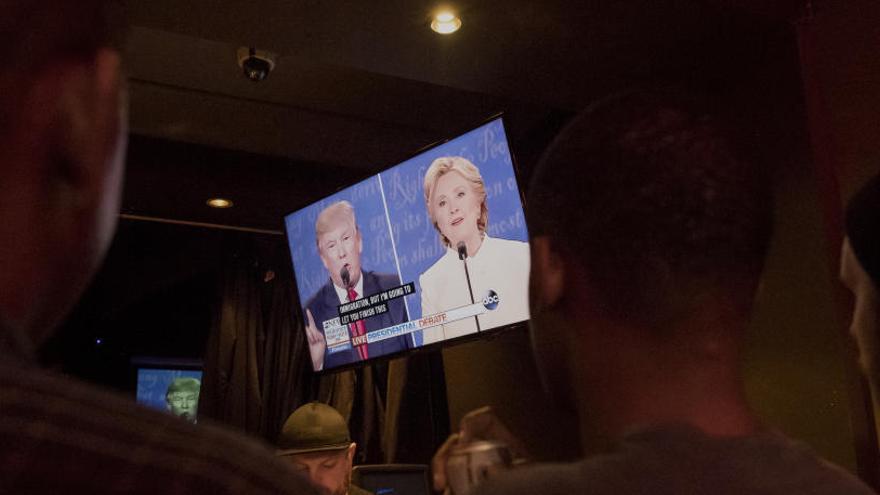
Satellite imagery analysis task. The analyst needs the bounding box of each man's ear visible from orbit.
[347,443,357,461]
[529,236,565,312]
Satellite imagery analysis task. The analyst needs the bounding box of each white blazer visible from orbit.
[419,235,530,345]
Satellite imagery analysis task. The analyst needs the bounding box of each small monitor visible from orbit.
[133,357,203,423]
[352,464,430,495]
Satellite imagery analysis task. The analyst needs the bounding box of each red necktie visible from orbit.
[347,287,369,360]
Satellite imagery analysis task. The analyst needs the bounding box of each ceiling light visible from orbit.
[431,11,461,34]
[207,198,234,209]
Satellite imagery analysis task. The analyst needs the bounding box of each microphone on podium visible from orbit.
[457,241,481,332]
[340,265,367,359]
[341,266,351,288]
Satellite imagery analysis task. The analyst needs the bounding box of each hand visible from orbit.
[304,309,326,371]
[431,406,530,492]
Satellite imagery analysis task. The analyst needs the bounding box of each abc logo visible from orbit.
[482,289,500,310]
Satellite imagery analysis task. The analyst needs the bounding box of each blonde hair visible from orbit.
[165,377,200,398]
[423,156,488,247]
[315,201,358,248]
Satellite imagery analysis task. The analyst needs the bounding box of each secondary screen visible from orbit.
[136,368,203,423]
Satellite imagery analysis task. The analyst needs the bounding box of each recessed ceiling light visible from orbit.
[207,198,234,209]
[431,11,461,34]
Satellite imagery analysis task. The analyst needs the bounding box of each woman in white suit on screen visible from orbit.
[418,156,530,345]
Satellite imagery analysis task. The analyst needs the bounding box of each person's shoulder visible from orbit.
[420,249,456,284]
[614,425,876,495]
[365,271,402,290]
[305,280,334,310]
[486,236,529,257]
[480,431,876,495]
[806,460,877,494]
[0,362,315,494]
[749,431,875,494]
[478,452,697,495]
[482,238,529,280]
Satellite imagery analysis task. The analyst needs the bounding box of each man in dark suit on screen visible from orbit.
[304,201,410,371]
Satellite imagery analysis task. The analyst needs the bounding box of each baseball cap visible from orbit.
[277,402,352,456]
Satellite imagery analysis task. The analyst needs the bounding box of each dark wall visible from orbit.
[442,328,582,462]
[43,221,227,392]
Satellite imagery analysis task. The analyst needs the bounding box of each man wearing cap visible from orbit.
[278,402,374,495]
[841,173,880,401]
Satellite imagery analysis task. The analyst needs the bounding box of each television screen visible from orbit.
[284,116,530,372]
[135,367,203,423]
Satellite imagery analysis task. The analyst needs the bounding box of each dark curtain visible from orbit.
[201,234,449,462]
[387,351,450,464]
[200,237,268,436]
[259,263,316,442]
[313,351,448,464]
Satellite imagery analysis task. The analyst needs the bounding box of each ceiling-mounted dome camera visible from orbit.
[237,47,276,82]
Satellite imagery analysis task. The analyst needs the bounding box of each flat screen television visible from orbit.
[133,357,203,423]
[284,116,530,372]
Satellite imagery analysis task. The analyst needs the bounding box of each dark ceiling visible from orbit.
[120,0,807,231]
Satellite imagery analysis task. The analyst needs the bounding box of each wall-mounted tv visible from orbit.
[284,116,530,372]
[133,357,203,423]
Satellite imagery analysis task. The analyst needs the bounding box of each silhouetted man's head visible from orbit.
[0,0,126,348]
[525,90,772,407]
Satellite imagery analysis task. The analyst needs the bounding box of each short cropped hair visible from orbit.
[165,377,200,399]
[528,90,772,327]
[423,156,489,247]
[315,201,359,246]
[0,0,122,130]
